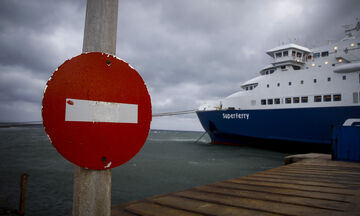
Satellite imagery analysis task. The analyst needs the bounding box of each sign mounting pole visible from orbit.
[73,0,118,215]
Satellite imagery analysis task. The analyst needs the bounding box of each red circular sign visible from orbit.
[42,52,152,170]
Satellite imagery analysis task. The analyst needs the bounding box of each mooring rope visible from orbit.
[0,110,199,127]
[194,131,208,143]
[152,109,197,117]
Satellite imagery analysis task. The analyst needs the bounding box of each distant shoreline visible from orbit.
[0,123,43,128]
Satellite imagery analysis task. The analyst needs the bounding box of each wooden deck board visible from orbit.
[227,178,355,194]
[194,185,347,211]
[212,181,352,202]
[112,157,360,216]
[242,175,351,188]
[151,195,280,216]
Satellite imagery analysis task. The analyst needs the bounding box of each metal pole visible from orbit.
[73,1,118,216]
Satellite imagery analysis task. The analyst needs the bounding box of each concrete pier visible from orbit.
[111,154,360,215]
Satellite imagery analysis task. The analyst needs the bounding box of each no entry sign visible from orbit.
[42,52,152,170]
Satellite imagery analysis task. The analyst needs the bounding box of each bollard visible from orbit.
[18,173,29,216]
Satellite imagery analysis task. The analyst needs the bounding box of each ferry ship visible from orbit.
[196,21,360,146]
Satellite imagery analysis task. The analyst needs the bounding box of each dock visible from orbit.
[111,154,360,216]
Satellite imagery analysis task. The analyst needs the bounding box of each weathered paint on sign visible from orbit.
[65,98,138,124]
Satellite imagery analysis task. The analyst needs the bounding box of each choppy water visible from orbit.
[0,126,288,215]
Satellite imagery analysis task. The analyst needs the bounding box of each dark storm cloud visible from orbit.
[115,0,254,99]
[0,66,44,103]
[0,0,359,129]
[0,0,85,121]
[0,0,85,74]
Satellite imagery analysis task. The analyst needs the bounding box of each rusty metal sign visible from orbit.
[42,52,152,170]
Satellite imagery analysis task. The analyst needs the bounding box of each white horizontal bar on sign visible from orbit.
[65,98,138,123]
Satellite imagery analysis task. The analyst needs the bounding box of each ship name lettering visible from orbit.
[222,113,250,120]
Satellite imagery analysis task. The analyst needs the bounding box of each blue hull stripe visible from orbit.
[196,106,360,145]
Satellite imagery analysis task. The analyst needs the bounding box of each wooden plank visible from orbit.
[194,185,348,211]
[243,175,350,189]
[256,170,360,186]
[112,157,360,216]
[150,195,281,216]
[120,201,203,216]
[227,178,356,195]
[296,159,360,168]
[112,202,142,216]
[271,164,360,174]
[174,190,341,216]
[252,172,359,186]
[213,181,351,202]
[284,164,360,173]
[272,167,360,178]
[111,209,136,216]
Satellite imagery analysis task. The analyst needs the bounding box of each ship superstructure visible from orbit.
[197,21,360,145]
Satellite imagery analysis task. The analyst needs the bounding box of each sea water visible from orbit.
[0,126,288,216]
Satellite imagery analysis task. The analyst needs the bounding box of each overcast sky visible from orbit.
[0,0,359,131]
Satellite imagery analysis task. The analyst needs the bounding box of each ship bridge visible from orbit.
[261,44,312,74]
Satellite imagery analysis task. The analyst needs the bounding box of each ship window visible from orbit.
[354,92,359,103]
[250,86,253,90]
[292,51,296,56]
[283,51,288,56]
[300,80,304,84]
[313,79,317,83]
[321,51,329,57]
[292,65,301,70]
[281,65,286,70]
[307,55,312,60]
[314,95,322,102]
[313,53,320,58]
[285,98,291,104]
[333,94,341,101]
[276,52,282,58]
[288,82,292,86]
[324,95,331,102]
[296,52,302,58]
[301,96,308,103]
[274,98,280,104]
[327,77,331,82]
[270,69,275,74]
[342,75,346,80]
[261,99,267,105]
[277,83,280,87]
[228,107,235,110]
[267,99,273,105]
[293,97,300,103]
